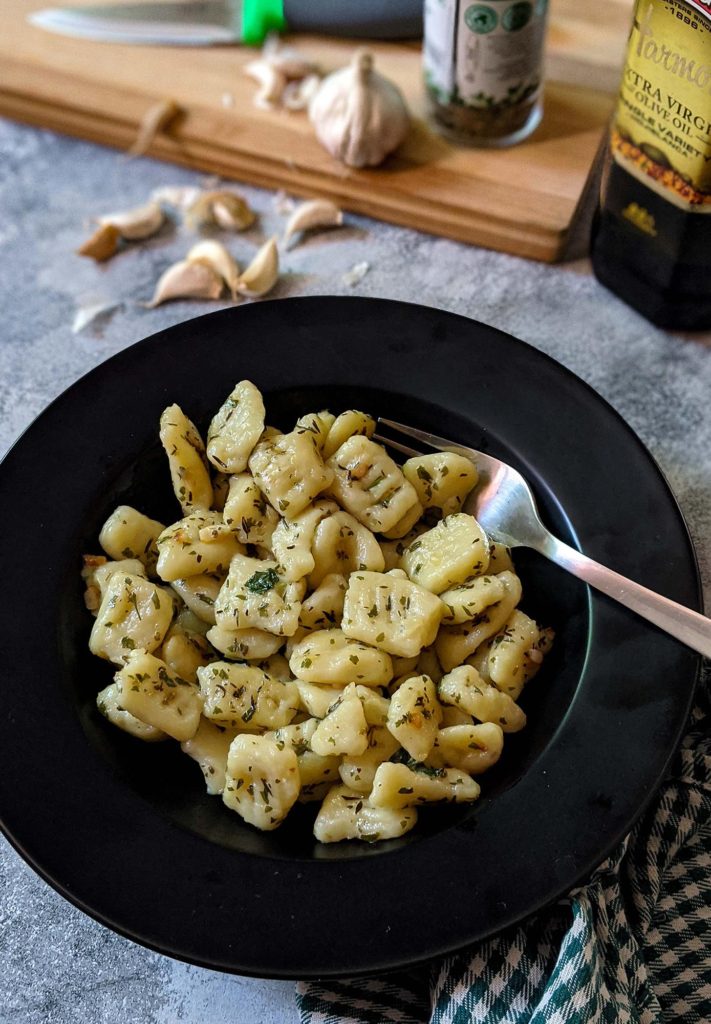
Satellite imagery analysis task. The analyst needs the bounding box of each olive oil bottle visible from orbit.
[591,0,711,329]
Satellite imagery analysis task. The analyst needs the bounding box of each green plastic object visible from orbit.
[241,0,288,44]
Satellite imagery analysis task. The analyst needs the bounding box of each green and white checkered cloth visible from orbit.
[296,667,711,1024]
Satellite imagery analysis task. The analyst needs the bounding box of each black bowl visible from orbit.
[0,297,700,977]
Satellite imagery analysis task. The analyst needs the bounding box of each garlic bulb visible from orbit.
[309,50,410,168]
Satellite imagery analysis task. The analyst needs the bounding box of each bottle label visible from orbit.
[424,0,547,108]
[612,0,711,212]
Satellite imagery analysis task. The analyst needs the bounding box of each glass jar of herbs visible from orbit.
[424,0,549,146]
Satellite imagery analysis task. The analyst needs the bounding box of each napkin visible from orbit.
[296,666,710,1024]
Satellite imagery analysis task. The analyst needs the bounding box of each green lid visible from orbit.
[241,0,288,45]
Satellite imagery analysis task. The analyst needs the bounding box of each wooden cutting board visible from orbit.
[0,0,633,261]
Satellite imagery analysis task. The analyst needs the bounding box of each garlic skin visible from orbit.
[309,50,410,168]
[149,260,223,307]
[77,222,120,262]
[236,237,279,298]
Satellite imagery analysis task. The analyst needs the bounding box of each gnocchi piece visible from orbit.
[438,665,526,733]
[299,573,347,631]
[391,654,419,678]
[417,646,443,685]
[206,380,265,474]
[159,404,214,514]
[341,571,444,658]
[322,409,376,460]
[116,650,203,741]
[89,572,174,665]
[432,723,504,775]
[326,436,419,534]
[441,704,475,727]
[271,500,336,582]
[156,511,244,582]
[488,541,514,573]
[93,558,146,600]
[338,725,400,793]
[386,674,442,762]
[352,684,391,726]
[222,473,280,546]
[160,626,214,683]
[174,606,211,638]
[380,500,425,540]
[435,570,522,671]
[256,653,292,681]
[439,573,507,625]
[181,718,237,794]
[298,752,342,795]
[211,471,230,512]
[198,661,299,731]
[295,679,344,719]
[310,688,369,756]
[379,525,428,572]
[400,513,489,594]
[295,409,336,450]
[402,452,478,516]
[267,720,339,794]
[214,554,304,637]
[206,624,285,661]
[313,784,417,843]
[289,629,393,688]
[485,610,545,700]
[265,717,319,754]
[309,510,385,587]
[99,505,164,575]
[249,428,334,519]
[170,573,223,625]
[369,761,480,809]
[96,682,167,741]
[223,734,300,830]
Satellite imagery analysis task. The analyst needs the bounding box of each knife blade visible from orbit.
[29,0,423,46]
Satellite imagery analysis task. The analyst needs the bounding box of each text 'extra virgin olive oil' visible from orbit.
[591,0,711,329]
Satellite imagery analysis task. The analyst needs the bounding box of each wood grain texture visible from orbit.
[0,0,633,261]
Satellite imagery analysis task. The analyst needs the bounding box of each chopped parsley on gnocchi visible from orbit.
[85,382,553,843]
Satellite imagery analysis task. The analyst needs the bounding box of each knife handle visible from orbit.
[283,0,423,38]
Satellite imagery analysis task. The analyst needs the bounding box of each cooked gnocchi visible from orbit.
[85,382,553,843]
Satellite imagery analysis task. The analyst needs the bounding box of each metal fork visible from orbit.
[374,418,711,659]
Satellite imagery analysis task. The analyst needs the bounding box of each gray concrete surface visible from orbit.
[1,117,710,1024]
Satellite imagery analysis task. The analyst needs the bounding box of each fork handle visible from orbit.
[539,535,711,659]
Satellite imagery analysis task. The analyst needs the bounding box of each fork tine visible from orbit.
[372,432,421,459]
[378,418,470,454]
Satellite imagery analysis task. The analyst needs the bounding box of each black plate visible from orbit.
[0,298,701,978]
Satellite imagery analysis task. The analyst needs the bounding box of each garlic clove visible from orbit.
[236,237,279,298]
[187,240,240,300]
[77,222,121,262]
[309,49,410,168]
[282,73,321,111]
[99,200,164,241]
[244,59,287,109]
[212,196,257,231]
[186,190,256,231]
[284,199,343,247]
[262,35,317,79]
[149,259,223,307]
